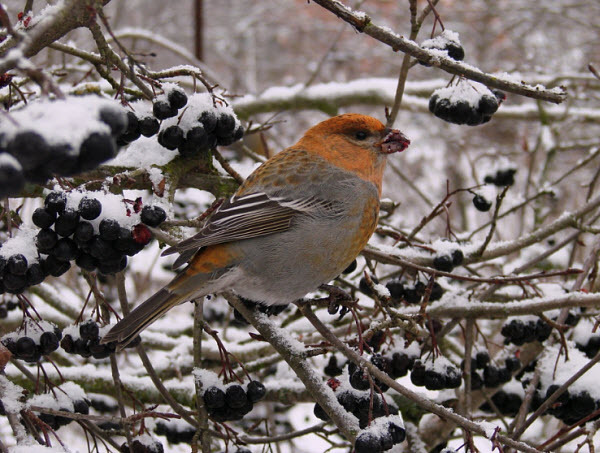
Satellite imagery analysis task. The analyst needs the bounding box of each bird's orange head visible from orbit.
[295,113,410,194]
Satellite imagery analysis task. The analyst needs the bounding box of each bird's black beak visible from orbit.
[379,128,410,154]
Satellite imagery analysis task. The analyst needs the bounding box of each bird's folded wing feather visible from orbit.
[163,192,343,268]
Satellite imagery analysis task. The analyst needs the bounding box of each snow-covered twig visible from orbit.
[406,292,600,319]
[0,0,111,72]
[309,0,566,104]
[226,292,359,442]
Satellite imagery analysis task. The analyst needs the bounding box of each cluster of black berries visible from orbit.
[0,100,127,198]
[326,350,417,382]
[115,89,184,147]
[429,81,506,126]
[473,194,492,212]
[419,30,465,65]
[501,318,552,346]
[484,168,517,186]
[117,110,160,147]
[60,319,139,359]
[160,109,244,156]
[119,438,164,453]
[348,354,395,392]
[1,322,62,362]
[314,387,399,428]
[386,279,444,305]
[480,387,523,417]
[0,298,19,318]
[202,380,266,422]
[462,351,520,389]
[0,251,45,295]
[155,421,196,445]
[36,398,90,431]
[152,86,189,121]
[317,353,411,445]
[117,86,244,158]
[411,359,461,390]
[534,385,597,426]
[33,192,165,277]
[432,249,464,273]
[314,386,405,451]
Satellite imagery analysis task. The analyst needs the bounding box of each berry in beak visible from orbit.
[379,129,410,154]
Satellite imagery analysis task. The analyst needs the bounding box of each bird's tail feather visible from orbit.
[101,288,188,350]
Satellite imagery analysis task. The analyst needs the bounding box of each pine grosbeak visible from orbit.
[103,113,410,348]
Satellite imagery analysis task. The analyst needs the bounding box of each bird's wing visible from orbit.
[163,192,343,268]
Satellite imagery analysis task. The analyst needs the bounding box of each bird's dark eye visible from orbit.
[355,130,368,140]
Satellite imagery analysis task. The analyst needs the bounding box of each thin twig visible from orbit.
[212,148,245,185]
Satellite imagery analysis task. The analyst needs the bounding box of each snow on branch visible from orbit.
[309,0,567,104]
[0,0,111,73]
[233,78,598,121]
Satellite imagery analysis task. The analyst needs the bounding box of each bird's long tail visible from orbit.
[101,287,189,350]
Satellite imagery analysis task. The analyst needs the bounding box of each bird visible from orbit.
[102,113,410,349]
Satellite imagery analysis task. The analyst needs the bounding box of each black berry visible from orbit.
[80,320,99,341]
[54,209,80,237]
[199,111,218,133]
[39,331,59,355]
[7,254,28,275]
[203,386,226,409]
[138,116,160,137]
[168,89,188,110]
[78,197,102,220]
[32,208,56,229]
[215,113,236,139]
[26,263,46,286]
[473,194,492,211]
[354,432,381,453]
[324,356,343,377]
[140,205,167,227]
[386,280,404,301]
[433,255,453,272]
[45,192,67,214]
[152,100,177,120]
[225,385,248,409]
[99,219,121,241]
[78,132,116,172]
[36,228,58,253]
[52,238,80,262]
[246,380,266,403]
[74,221,94,244]
[158,126,184,150]
[119,111,141,144]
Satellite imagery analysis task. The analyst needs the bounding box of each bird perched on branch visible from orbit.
[102,113,410,349]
